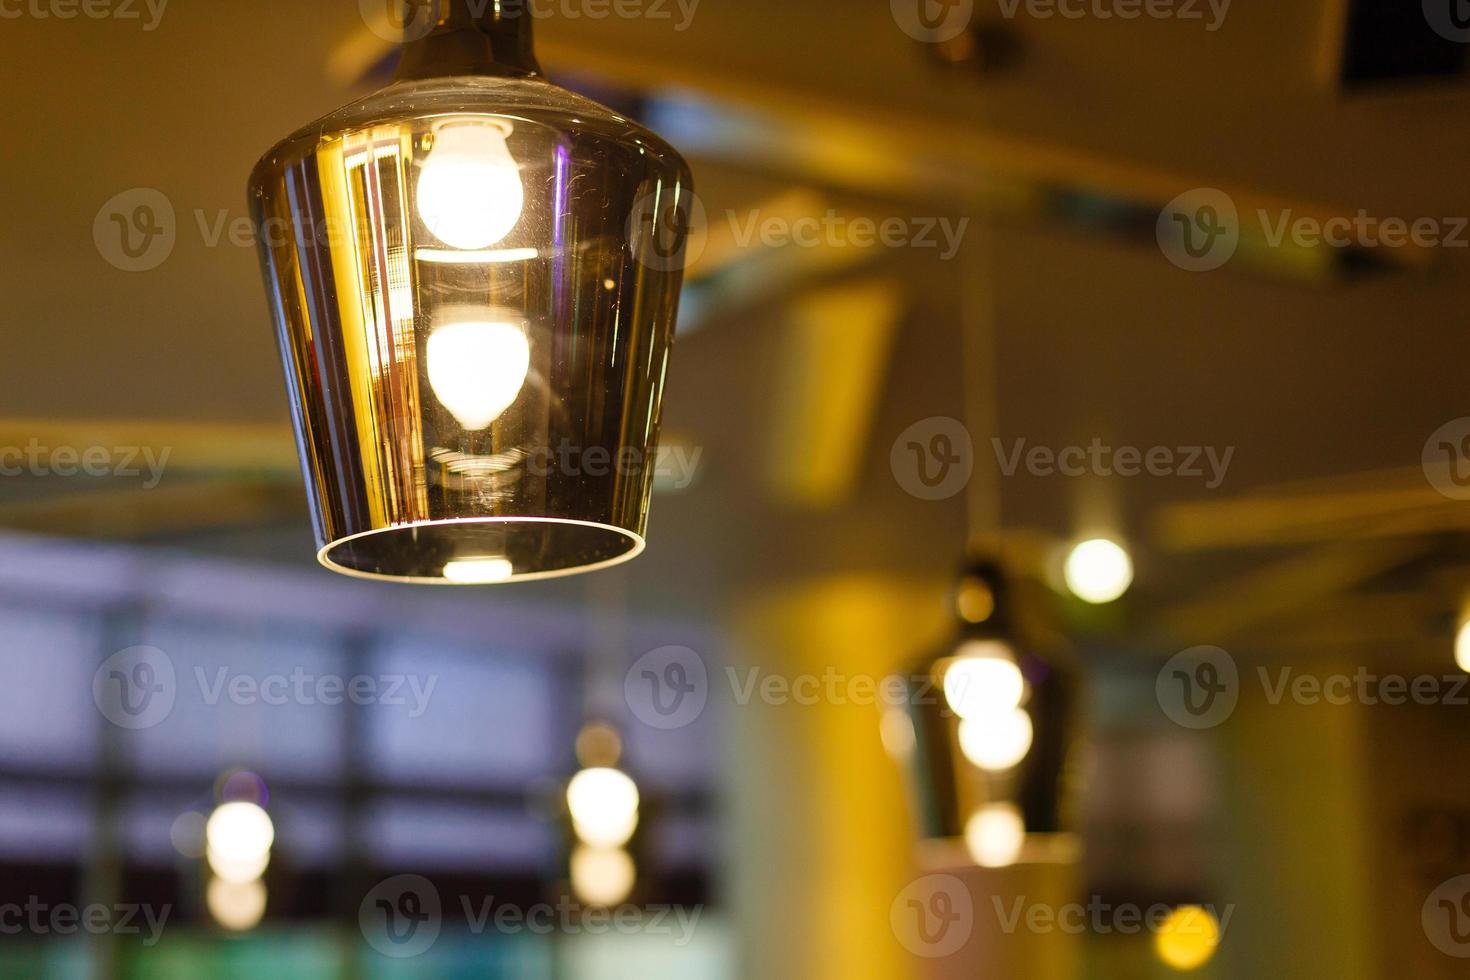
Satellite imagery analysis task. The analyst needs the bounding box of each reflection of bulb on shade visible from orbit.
[1456,619,1470,674]
[426,312,530,431]
[958,708,1033,772]
[965,803,1025,868]
[1064,538,1134,604]
[944,641,1025,719]
[443,557,514,584]
[417,122,524,250]
[571,846,636,906]
[567,768,640,848]
[208,877,268,932]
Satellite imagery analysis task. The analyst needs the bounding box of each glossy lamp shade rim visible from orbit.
[316,517,647,586]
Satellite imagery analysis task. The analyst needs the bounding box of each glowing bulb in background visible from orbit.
[1064,538,1134,604]
[879,707,916,762]
[570,845,636,907]
[566,767,640,848]
[943,641,1025,720]
[1154,905,1221,971]
[958,708,1033,772]
[417,121,524,250]
[443,557,515,584]
[965,803,1025,868]
[426,310,530,431]
[1456,618,1470,674]
[208,877,268,932]
[206,802,275,884]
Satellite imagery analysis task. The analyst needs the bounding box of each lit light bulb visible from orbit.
[958,708,1033,772]
[566,767,640,848]
[1064,538,1134,604]
[965,802,1025,868]
[206,802,275,884]
[1456,619,1470,674]
[426,308,530,431]
[207,877,268,932]
[1154,905,1221,971]
[417,121,524,250]
[570,845,636,907]
[943,641,1025,719]
[443,557,515,584]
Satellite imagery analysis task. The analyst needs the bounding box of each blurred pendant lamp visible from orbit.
[249,0,694,583]
[889,229,1078,866]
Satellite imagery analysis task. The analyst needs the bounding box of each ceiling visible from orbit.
[2,0,1469,663]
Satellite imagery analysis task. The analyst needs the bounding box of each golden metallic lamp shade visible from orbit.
[248,1,693,583]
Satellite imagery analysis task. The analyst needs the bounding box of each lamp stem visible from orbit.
[961,218,1002,556]
[395,0,543,81]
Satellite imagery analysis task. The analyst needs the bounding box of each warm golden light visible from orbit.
[965,802,1025,868]
[567,767,640,848]
[426,312,531,431]
[570,845,636,907]
[956,577,996,623]
[415,246,540,264]
[1064,538,1134,604]
[1456,618,1470,674]
[943,641,1025,720]
[205,802,274,884]
[1155,905,1221,971]
[958,708,1034,772]
[207,877,268,932]
[416,121,524,250]
[443,557,515,584]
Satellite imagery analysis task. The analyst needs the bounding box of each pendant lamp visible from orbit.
[249,0,694,583]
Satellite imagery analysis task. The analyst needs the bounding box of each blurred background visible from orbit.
[4,0,1470,976]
